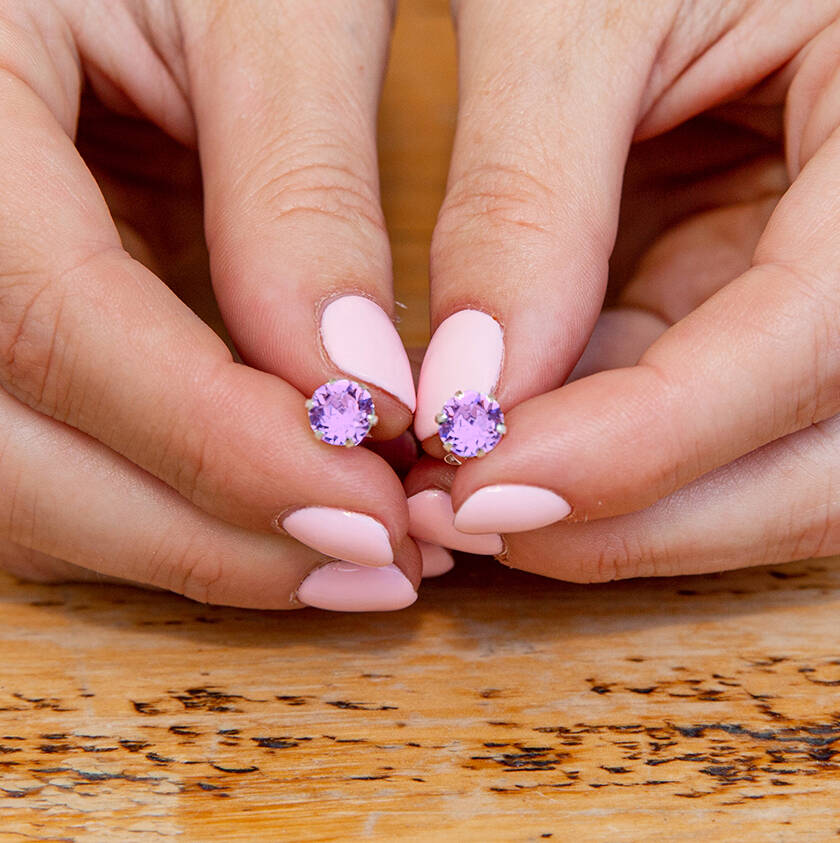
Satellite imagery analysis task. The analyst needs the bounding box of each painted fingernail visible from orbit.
[415,310,503,441]
[417,540,454,578]
[407,489,502,555]
[296,562,417,612]
[321,295,416,411]
[454,485,571,534]
[282,508,393,567]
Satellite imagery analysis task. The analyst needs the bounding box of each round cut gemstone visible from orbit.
[437,390,505,458]
[307,379,376,446]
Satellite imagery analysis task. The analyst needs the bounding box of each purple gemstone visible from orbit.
[437,390,505,458]
[307,379,376,446]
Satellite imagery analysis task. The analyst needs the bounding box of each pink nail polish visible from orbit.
[417,540,454,577]
[321,295,416,411]
[407,489,503,555]
[454,484,571,534]
[415,310,503,441]
[282,508,393,567]
[296,562,417,611]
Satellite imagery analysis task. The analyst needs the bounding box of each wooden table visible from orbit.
[3,2,840,839]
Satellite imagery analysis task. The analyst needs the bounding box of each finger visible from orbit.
[569,198,776,382]
[413,1,669,448]
[405,458,502,555]
[416,541,455,578]
[566,308,666,383]
[181,2,415,438]
[0,386,420,610]
[0,57,410,566]
[504,413,840,582]
[0,536,126,585]
[449,121,840,531]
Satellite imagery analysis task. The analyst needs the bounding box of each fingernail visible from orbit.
[321,295,416,411]
[415,310,503,440]
[407,489,502,555]
[417,540,454,578]
[454,485,571,534]
[296,561,417,612]
[282,508,393,567]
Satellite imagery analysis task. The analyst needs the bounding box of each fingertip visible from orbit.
[296,561,418,612]
[414,309,503,441]
[321,295,416,413]
[417,540,455,578]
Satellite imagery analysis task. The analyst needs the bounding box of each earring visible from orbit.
[306,379,378,447]
[436,389,506,465]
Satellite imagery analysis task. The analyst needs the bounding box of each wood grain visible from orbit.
[3,1,840,840]
[2,558,840,840]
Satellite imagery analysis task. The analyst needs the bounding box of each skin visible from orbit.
[0,0,421,606]
[414,0,840,580]
[3,0,840,602]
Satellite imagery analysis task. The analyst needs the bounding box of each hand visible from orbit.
[408,0,840,579]
[0,0,421,610]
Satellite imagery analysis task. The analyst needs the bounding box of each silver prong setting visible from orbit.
[436,388,505,461]
[304,399,314,410]
[368,414,379,427]
[313,430,324,440]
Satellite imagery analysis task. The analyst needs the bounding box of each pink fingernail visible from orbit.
[282,508,393,567]
[296,562,417,612]
[321,295,416,411]
[454,484,571,534]
[414,310,503,440]
[407,489,502,555]
[417,540,454,578]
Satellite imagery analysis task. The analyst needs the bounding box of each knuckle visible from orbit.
[224,133,388,244]
[0,248,114,418]
[632,361,704,500]
[752,260,840,425]
[588,532,638,582]
[434,162,561,249]
[260,164,385,236]
[786,420,840,559]
[158,531,226,604]
[585,530,674,583]
[0,276,64,408]
[153,420,214,508]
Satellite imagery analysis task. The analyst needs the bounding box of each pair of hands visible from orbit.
[2,0,839,612]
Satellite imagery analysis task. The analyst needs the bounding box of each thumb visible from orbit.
[181,1,415,440]
[414,0,665,448]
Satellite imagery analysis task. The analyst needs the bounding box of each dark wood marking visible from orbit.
[145,752,175,764]
[251,737,303,749]
[119,739,150,752]
[169,688,266,712]
[131,701,162,716]
[209,764,258,774]
[168,725,200,737]
[479,689,503,699]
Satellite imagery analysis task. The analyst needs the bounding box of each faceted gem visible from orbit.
[437,390,505,458]
[307,379,376,446]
